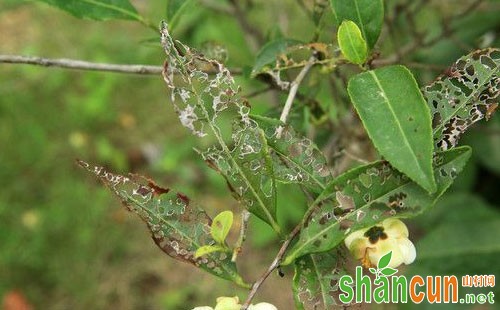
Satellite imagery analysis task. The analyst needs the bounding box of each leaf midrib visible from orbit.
[285,149,467,263]
[311,254,330,307]
[127,193,237,278]
[369,71,430,189]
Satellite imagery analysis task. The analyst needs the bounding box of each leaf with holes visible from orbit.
[330,0,384,49]
[293,251,345,309]
[160,23,281,234]
[348,65,436,193]
[211,211,233,244]
[78,160,249,288]
[337,20,368,64]
[282,146,471,265]
[36,0,142,21]
[252,115,333,194]
[423,48,500,151]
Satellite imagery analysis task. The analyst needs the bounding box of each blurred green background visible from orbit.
[1,1,499,309]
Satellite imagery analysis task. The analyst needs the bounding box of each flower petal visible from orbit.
[214,296,240,310]
[344,228,367,249]
[368,238,404,268]
[248,302,278,310]
[192,307,213,310]
[397,238,417,265]
[382,218,409,239]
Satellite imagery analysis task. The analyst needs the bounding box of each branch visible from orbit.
[0,55,242,76]
[0,54,162,75]
[275,55,316,138]
[241,190,323,309]
[241,222,302,309]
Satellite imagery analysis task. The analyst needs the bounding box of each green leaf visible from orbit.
[348,65,436,193]
[337,20,368,64]
[78,160,249,288]
[282,146,471,265]
[330,0,384,49]
[253,116,333,194]
[251,38,302,76]
[377,251,391,269]
[160,23,281,234]
[194,245,227,258]
[165,0,194,30]
[423,48,500,151]
[211,211,233,244]
[380,267,398,277]
[36,0,141,21]
[293,252,344,309]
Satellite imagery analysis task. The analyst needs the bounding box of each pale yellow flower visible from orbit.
[344,218,416,268]
[191,297,277,310]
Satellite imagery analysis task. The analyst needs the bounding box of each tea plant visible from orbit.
[3,0,498,309]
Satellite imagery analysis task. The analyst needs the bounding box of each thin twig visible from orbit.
[0,55,242,76]
[241,222,302,309]
[241,190,326,308]
[275,55,316,138]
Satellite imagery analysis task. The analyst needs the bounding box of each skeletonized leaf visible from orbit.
[160,23,280,233]
[293,251,346,309]
[348,65,436,193]
[78,160,249,287]
[282,146,471,265]
[330,0,384,49]
[423,48,500,151]
[253,115,333,193]
[36,0,141,21]
[337,20,368,64]
[211,210,233,244]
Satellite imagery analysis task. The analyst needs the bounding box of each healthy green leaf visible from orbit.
[423,48,500,151]
[211,210,233,244]
[348,65,436,193]
[78,160,249,288]
[330,0,384,49]
[194,245,227,258]
[377,251,391,269]
[293,252,345,309]
[36,0,141,21]
[282,146,471,265]
[337,20,368,64]
[160,23,281,234]
[251,38,302,76]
